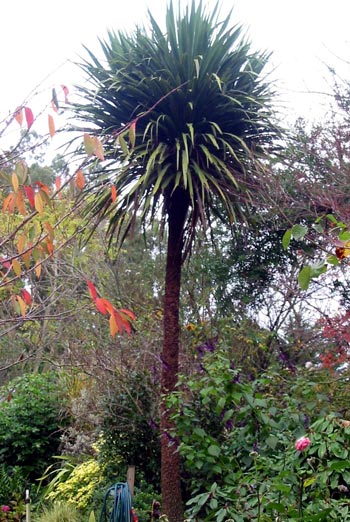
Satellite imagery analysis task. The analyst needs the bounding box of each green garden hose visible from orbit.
[99,482,137,522]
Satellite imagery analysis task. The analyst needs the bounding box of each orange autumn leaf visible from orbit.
[109,313,119,337]
[75,170,85,190]
[46,238,54,256]
[35,263,42,278]
[111,185,117,202]
[45,222,55,241]
[35,181,50,195]
[129,120,136,148]
[3,193,15,212]
[112,308,132,335]
[119,308,136,321]
[14,107,23,126]
[48,114,56,137]
[15,190,26,216]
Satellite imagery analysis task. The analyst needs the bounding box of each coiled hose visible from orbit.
[99,482,135,522]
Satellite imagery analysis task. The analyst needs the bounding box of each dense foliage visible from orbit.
[0,372,69,480]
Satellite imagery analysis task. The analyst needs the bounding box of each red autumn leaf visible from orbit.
[48,114,56,137]
[55,176,61,192]
[14,107,23,126]
[24,185,35,208]
[94,297,109,315]
[61,84,69,103]
[86,280,98,300]
[24,107,34,130]
[0,258,12,270]
[21,289,32,305]
[111,185,117,202]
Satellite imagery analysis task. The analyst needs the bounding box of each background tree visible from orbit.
[73,2,279,519]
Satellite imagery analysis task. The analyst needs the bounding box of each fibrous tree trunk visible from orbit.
[160,189,189,522]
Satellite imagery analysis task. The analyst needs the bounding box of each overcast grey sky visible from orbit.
[2,0,350,131]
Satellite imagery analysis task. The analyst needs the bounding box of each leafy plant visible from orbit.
[35,501,83,522]
[169,348,350,521]
[44,457,103,511]
[0,372,69,480]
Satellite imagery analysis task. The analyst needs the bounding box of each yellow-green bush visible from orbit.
[47,458,102,510]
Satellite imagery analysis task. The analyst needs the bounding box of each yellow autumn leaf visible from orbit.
[22,249,32,269]
[12,259,22,276]
[17,295,27,317]
[15,161,28,184]
[35,263,42,278]
[84,133,95,156]
[17,234,27,254]
[34,192,44,214]
[11,172,19,192]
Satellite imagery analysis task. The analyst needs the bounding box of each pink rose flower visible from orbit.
[1,505,10,512]
[295,436,311,451]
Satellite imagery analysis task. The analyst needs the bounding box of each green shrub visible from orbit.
[0,372,69,480]
[169,349,350,521]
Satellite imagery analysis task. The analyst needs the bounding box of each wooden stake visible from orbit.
[127,465,135,497]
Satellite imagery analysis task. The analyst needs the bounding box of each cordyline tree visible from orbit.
[72,2,279,520]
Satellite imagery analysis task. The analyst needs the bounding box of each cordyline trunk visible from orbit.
[161,189,189,522]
